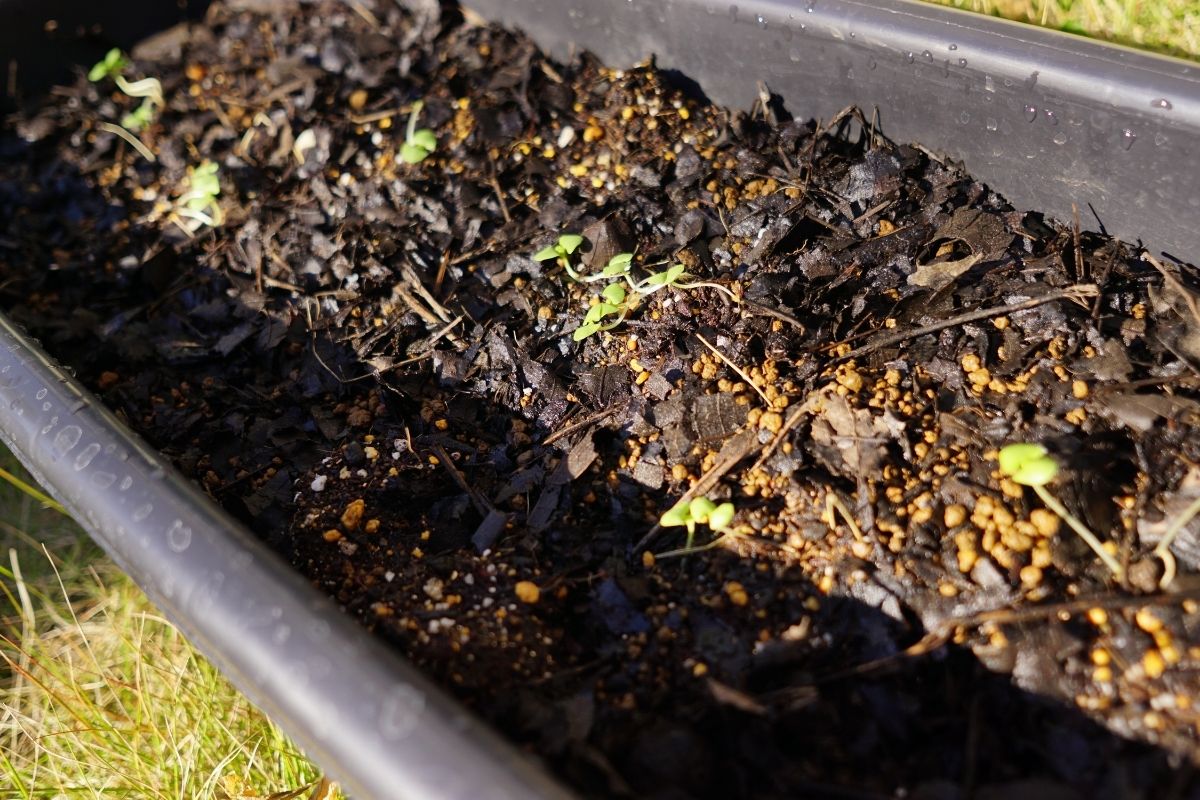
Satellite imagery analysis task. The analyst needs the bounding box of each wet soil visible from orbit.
[4,1,1200,797]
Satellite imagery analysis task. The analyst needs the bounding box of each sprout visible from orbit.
[659,495,736,553]
[121,100,157,132]
[533,233,586,280]
[88,48,128,83]
[998,443,1123,579]
[174,161,223,232]
[399,100,437,164]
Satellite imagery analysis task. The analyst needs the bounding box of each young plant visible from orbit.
[174,160,223,232]
[533,233,585,280]
[658,495,736,555]
[88,48,128,82]
[998,443,1124,579]
[89,47,164,127]
[120,99,157,132]
[399,100,437,164]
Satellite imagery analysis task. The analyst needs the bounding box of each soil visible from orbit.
[4,1,1200,797]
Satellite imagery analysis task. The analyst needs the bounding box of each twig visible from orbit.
[542,404,621,446]
[835,284,1098,362]
[741,298,806,331]
[696,333,770,406]
[431,444,491,517]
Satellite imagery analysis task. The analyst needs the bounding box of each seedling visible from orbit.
[88,48,128,82]
[121,100,157,132]
[533,233,586,280]
[998,443,1124,579]
[89,47,164,127]
[658,495,736,556]
[399,100,437,164]
[174,161,223,232]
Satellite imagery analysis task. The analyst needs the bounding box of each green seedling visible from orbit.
[399,100,437,164]
[998,443,1124,579]
[88,48,128,82]
[658,495,736,557]
[121,99,157,132]
[174,160,223,232]
[533,233,586,280]
[89,47,163,130]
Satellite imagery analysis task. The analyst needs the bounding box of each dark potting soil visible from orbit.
[4,1,1200,797]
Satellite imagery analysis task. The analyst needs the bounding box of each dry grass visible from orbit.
[923,0,1200,60]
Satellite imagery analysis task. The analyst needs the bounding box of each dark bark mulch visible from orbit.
[3,2,1200,797]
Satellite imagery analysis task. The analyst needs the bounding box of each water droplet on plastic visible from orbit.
[167,519,192,552]
[1044,109,1058,125]
[35,388,47,400]
[52,425,82,458]
[1120,129,1136,150]
[1154,132,1168,147]
[756,13,766,27]
[1150,97,1172,110]
[949,43,957,50]
[868,58,877,70]
[958,57,967,67]
[118,475,133,491]
[42,402,51,411]
[132,503,153,522]
[986,118,998,132]
[959,111,971,124]
[380,685,427,740]
[849,31,855,38]
[1052,132,1068,145]
[922,50,933,61]
[73,442,101,471]
[1023,104,1037,122]
[789,48,802,62]
[91,471,116,489]
[906,52,915,63]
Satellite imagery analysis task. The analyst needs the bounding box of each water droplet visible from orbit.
[118,475,133,491]
[132,503,153,522]
[949,43,958,50]
[959,111,971,124]
[1154,132,1168,147]
[1023,104,1037,122]
[1052,132,1068,145]
[35,388,47,400]
[986,118,998,132]
[906,52,915,63]
[167,519,192,552]
[52,425,82,458]
[42,402,51,411]
[1044,109,1058,125]
[380,685,427,740]
[789,47,802,62]
[756,13,767,27]
[1150,97,1173,110]
[868,58,877,70]
[73,442,101,471]
[958,57,967,67]
[922,50,933,61]
[1120,129,1137,150]
[849,31,855,38]
[91,471,116,489]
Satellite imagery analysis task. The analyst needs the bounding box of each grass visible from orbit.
[0,452,334,799]
[0,3,1194,796]
[923,0,1200,61]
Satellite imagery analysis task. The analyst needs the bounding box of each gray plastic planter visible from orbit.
[1,1,1198,798]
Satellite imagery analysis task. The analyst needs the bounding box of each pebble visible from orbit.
[310,474,328,492]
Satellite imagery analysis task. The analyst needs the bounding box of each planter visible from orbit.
[1,1,1199,799]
